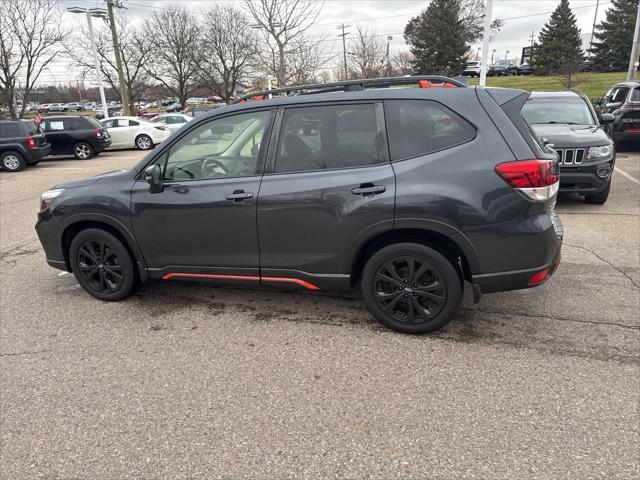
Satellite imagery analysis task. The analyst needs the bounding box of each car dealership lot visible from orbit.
[1,149,638,478]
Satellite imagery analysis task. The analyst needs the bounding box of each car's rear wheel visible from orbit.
[585,179,611,205]
[69,228,135,301]
[361,243,462,334]
[1,151,25,172]
[73,142,94,159]
[136,134,153,150]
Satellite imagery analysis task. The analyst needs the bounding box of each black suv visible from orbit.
[0,119,51,172]
[35,76,563,334]
[592,80,640,145]
[522,91,615,205]
[488,59,519,76]
[43,116,111,159]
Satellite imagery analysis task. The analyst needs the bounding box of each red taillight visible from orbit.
[26,135,36,149]
[495,159,559,201]
[528,268,550,286]
[95,128,103,138]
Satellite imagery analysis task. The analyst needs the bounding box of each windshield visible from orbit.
[522,99,595,125]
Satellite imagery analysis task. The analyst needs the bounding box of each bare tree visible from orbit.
[287,36,333,85]
[348,27,386,79]
[459,0,504,44]
[393,51,415,75]
[198,5,259,103]
[142,6,200,107]
[0,0,65,118]
[558,58,586,90]
[67,15,151,112]
[244,0,325,86]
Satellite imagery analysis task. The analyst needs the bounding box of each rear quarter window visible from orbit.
[0,123,22,138]
[385,100,476,161]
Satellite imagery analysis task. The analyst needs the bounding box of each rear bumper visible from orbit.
[611,131,640,143]
[94,138,112,152]
[28,144,51,162]
[471,211,563,296]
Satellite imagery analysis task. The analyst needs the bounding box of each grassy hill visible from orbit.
[468,71,637,99]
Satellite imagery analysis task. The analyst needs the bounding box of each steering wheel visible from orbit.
[202,157,229,177]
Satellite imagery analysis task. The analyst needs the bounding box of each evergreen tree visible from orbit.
[590,0,640,71]
[535,0,584,75]
[404,0,467,77]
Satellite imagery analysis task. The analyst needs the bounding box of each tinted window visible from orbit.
[64,118,84,130]
[25,121,39,135]
[129,120,139,127]
[610,87,629,103]
[274,104,385,173]
[385,100,476,160]
[631,88,640,102]
[162,110,271,181]
[0,123,21,138]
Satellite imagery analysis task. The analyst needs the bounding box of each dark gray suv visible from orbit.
[35,76,563,334]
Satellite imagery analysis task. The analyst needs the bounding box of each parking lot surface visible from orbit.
[1,148,639,479]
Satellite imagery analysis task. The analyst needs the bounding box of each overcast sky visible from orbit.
[43,0,611,85]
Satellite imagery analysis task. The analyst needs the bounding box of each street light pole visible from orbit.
[479,0,493,87]
[68,7,109,119]
[106,0,131,115]
[627,0,640,81]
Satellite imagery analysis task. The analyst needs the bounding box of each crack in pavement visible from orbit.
[0,349,50,357]
[0,241,40,267]
[463,306,640,330]
[564,243,640,290]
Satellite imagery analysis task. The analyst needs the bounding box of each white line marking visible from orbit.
[615,166,640,186]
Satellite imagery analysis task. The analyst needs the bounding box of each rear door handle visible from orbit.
[225,190,253,201]
[351,184,386,195]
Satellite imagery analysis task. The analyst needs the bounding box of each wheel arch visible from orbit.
[350,227,479,288]
[60,216,148,281]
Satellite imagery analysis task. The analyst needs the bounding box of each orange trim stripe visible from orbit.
[161,272,320,290]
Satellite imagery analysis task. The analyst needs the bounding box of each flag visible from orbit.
[35,111,43,124]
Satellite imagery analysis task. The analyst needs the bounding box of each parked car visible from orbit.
[64,102,85,112]
[185,106,221,117]
[0,119,51,172]
[42,116,111,159]
[592,80,640,145]
[166,102,182,112]
[35,76,562,334]
[100,116,171,150]
[463,61,481,77]
[48,103,66,112]
[489,59,519,76]
[517,63,535,75]
[522,91,615,205]
[95,105,122,120]
[150,113,193,132]
[83,102,97,111]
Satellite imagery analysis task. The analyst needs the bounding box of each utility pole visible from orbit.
[386,36,393,77]
[337,24,350,80]
[106,0,131,115]
[628,0,640,81]
[588,0,600,57]
[479,0,493,87]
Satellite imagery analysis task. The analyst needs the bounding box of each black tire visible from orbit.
[135,134,153,150]
[69,228,135,301]
[73,142,94,160]
[361,242,462,334]
[1,151,25,172]
[585,179,611,205]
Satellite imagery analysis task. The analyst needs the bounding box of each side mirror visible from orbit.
[591,97,601,106]
[144,164,163,193]
[600,113,615,124]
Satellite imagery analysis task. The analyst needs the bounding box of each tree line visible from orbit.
[1,0,638,119]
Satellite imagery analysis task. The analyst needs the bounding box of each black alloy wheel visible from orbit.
[70,228,135,301]
[362,243,462,333]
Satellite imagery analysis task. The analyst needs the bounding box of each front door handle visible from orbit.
[352,184,386,196]
[225,190,254,201]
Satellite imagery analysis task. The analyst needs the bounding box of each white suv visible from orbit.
[463,62,481,77]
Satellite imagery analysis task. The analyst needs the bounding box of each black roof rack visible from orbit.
[233,75,466,104]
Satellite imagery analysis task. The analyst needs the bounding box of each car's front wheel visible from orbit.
[1,151,25,172]
[361,243,462,334]
[73,142,94,159]
[136,134,153,150]
[69,228,135,301]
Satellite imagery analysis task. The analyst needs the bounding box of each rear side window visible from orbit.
[631,88,640,102]
[274,104,386,173]
[609,87,629,103]
[25,121,39,135]
[385,100,476,160]
[0,123,21,138]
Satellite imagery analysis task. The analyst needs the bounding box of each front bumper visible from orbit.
[35,209,68,272]
[558,159,613,195]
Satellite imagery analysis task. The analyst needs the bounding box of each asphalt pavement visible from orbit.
[1,147,638,479]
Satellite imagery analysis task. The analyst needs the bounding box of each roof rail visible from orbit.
[233,75,466,104]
